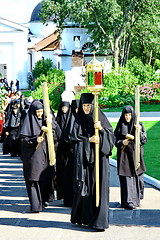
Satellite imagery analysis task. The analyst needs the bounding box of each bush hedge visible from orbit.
[98,58,160,109]
[31,57,160,111]
[31,59,65,111]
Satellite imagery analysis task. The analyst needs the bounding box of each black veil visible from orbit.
[56,101,71,131]
[76,93,113,137]
[114,105,136,137]
[20,100,44,136]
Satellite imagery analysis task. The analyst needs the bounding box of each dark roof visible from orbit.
[30,2,42,22]
[28,31,60,51]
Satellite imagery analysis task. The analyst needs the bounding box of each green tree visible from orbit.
[40,0,160,69]
[31,67,65,111]
[32,58,54,79]
[128,1,160,65]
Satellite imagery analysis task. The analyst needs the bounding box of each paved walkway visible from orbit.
[0,144,160,240]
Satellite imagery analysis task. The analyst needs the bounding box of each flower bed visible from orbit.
[143,100,160,104]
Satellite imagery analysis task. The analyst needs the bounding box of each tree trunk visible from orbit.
[148,50,152,65]
[123,38,131,66]
[119,33,131,67]
[114,37,120,71]
[120,34,125,67]
[125,41,131,65]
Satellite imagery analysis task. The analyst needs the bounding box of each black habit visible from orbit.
[70,93,115,230]
[114,106,147,209]
[20,100,61,212]
[2,99,22,156]
[61,99,80,206]
[56,101,71,200]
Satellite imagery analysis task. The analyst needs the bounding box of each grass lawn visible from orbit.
[104,104,160,112]
[110,121,160,181]
[22,90,32,97]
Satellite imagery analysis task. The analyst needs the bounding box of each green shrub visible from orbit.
[97,58,160,108]
[31,82,65,112]
[154,59,160,70]
[33,68,65,89]
[98,67,138,108]
[49,82,65,111]
[0,87,8,113]
[31,68,65,112]
[32,58,54,79]
[31,57,159,110]
[126,57,155,85]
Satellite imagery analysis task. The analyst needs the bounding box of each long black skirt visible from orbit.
[119,174,144,207]
[25,180,42,212]
[71,157,110,230]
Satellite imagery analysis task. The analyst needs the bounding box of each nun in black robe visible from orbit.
[20,100,61,212]
[70,93,115,231]
[56,101,71,200]
[56,101,71,131]
[2,99,22,156]
[61,99,80,207]
[114,106,147,210]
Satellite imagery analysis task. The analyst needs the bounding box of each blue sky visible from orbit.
[0,0,41,24]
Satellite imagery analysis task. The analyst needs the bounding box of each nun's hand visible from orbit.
[37,136,44,143]
[89,135,100,144]
[94,121,102,130]
[123,139,129,146]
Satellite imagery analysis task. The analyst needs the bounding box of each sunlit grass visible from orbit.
[104,104,160,112]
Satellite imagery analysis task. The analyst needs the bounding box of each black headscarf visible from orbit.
[4,99,22,128]
[20,100,44,136]
[60,99,80,142]
[71,99,80,117]
[76,93,113,137]
[114,105,136,137]
[56,101,71,131]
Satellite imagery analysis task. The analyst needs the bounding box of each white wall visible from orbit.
[61,28,88,56]
[0,30,29,89]
[0,42,13,81]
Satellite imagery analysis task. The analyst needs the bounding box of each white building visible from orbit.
[0,0,112,90]
[0,17,29,89]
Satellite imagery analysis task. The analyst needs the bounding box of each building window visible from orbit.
[82,42,95,52]
[74,36,81,51]
[58,61,60,70]
[73,36,80,41]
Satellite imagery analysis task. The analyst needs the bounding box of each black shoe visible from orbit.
[43,202,49,208]
[124,203,134,210]
[93,228,105,232]
[11,153,17,157]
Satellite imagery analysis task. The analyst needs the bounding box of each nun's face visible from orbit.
[82,104,92,115]
[36,109,43,119]
[124,113,132,122]
[62,106,68,113]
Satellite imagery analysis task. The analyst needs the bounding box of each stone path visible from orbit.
[0,144,160,240]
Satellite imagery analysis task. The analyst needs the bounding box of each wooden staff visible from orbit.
[42,82,56,166]
[94,93,100,207]
[135,85,140,170]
